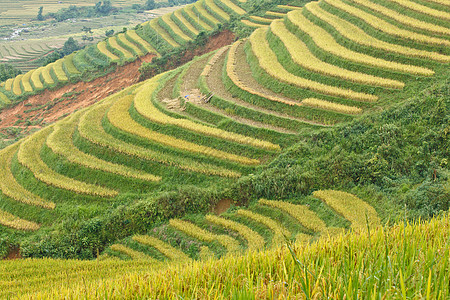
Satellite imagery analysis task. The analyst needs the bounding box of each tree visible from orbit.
[105,29,114,37]
[37,6,44,21]
[62,37,81,55]
[145,0,156,10]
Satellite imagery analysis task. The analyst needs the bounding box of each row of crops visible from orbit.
[0,0,448,233]
[0,0,253,109]
[105,190,380,261]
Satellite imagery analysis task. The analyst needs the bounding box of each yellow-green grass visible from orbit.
[301,98,362,114]
[194,0,221,25]
[97,41,119,61]
[4,78,13,91]
[277,4,301,10]
[46,112,161,182]
[347,0,450,35]
[205,215,266,251]
[161,14,193,41]
[110,244,157,261]
[323,0,450,48]
[126,30,158,55]
[18,127,118,197]
[0,91,11,104]
[41,63,55,85]
[133,235,191,262]
[78,96,241,178]
[204,0,230,21]
[265,11,285,17]
[108,94,259,165]
[108,36,134,59]
[174,10,200,35]
[52,60,69,82]
[12,74,23,96]
[30,67,44,90]
[184,4,213,31]
[237,209,291,246]
[389,0,450,20]
[63,53,81,75]
[199,246,215,260]
[134,76,280,151]
[420,0,449,6]
[169,219,241,255]
[0,257,164,299]
[286,10,435,76]
[241,19,268,28]
[219,0,246,15]
[150,18,180,48]
[117,33,144,56]
[249,16,273,24]
[259,199,327,233]
[0,209,40,231]
[20,70,33,93]
[227,41,301,107]
[0,144,55,209]
[313,190,380,229]
[249,28,378,102]
[12,214,450,299]
[270,20,405,89]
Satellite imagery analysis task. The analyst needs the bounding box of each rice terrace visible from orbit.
[0,0,448,298]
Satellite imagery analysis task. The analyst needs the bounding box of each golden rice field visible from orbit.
[105,190,379,261]
[4,213,448,299]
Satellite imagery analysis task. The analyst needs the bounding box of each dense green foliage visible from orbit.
[0,64,21,82]
[45,1,117,22]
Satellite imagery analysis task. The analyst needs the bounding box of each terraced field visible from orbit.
[0,0,448,267]
[105,190,379,260]
[0,0,252,109]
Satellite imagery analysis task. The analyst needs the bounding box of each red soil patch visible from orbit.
[213,198,232,215]
[0,29,235,139]
[4,247,21,260]
[0,54,154,136]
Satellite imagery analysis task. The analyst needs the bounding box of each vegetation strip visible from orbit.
[205,214,266,251]
[322,0,450,48]
[110,244,157,261]
[18,127,118,197]
[259,199,327,233]
[0,144,55,209]
[78,96,240,178]
[97,41,119,61]
[286,10,435,75]
[0,209,40,231]
[270,20,404,89]
[249,28,378,102]
[312,190,380,229]
[237,209,291,246]
[169,219,241,254]
[47,112,161,182]
[133,235,191,261]
[108,94,260,165]
[347,0,450,35]
[134,76,280,151]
